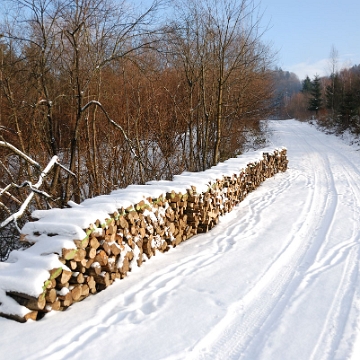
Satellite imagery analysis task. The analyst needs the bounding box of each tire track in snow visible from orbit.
[186,121,355,360]
[258,122,360,360]
[256,122,360,360]
[209,172,293,259]
[295,127,360,360]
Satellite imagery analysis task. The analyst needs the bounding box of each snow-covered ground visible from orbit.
[2,119,360,360]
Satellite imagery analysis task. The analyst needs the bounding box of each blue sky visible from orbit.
[259,0,360,80]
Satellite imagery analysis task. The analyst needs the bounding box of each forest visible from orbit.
[0,0,276,260]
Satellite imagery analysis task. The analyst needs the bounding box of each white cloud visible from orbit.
[288,54,359,81]
[288,59,330,81]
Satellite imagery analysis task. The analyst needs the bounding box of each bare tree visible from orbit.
[165,0,273,167]
[327,45,339,120]
[2,0,164,202]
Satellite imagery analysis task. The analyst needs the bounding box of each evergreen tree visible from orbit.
[308,75,323,116]
[301,76,312,93]
[325,73,342,118]
[340,91,357,127]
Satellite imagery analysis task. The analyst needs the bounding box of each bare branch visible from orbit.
[81,100,151,171]
[0,156,57,229]
[0,155,74,230]
[0,188,22,205]
[0,141,41,169]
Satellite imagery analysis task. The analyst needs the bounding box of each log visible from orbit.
[68,260,78,271]
[80,284,90,297]
[24,310,39,321]
[50,300,62,311]
[110,242,121,256]
[103,256,117,273]
[58,291,73,307]
[49,267,63,280]
[86,258,95,269]
[89,262,102,276]
[130,225,138,236]
[115,234,124,244]
[73,248,87,262]
[86,247,97,259]
[71,285,82,302]
[142,237,153,257]
[135,200,148,211]
[58,270,72,285]
[127,211,139,225]
[74,237,89,249]
[118,256,130,276]
[85,275,96,291]
[105,233,116,242]
[102,241,112,256]
[94,272,111,289]
[45,288,57,303]
[7,292,46,311]
[175,233,183,246]
[62,248,77,260]
[94,250,108,267]
[45,278,56,289]
[106,224,117,236]
[89,237,100,250]
[0,310,38,323]
[57,282,69,289]
[69,272,85,284]
[76,259,87,273]
[117,215,129,229]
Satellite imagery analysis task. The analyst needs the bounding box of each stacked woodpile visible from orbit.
[1,148,288,322]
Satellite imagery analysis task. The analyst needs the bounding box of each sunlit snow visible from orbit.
[1,119,360,360]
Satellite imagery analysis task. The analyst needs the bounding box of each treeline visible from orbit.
[271,68,302,118]
[275,64,360,133]
[0,0,275,260]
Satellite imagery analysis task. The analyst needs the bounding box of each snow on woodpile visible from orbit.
[0,147,287,322]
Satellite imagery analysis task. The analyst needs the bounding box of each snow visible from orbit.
[1,119,360,359]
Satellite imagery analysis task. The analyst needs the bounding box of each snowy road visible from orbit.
[2,119,360,360]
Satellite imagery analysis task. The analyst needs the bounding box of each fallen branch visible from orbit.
[0,154,75,231]
[0,156,59,229]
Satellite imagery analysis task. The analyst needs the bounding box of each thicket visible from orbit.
[0,0,275,260]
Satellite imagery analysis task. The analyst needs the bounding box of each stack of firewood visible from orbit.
[2,148,287,322]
